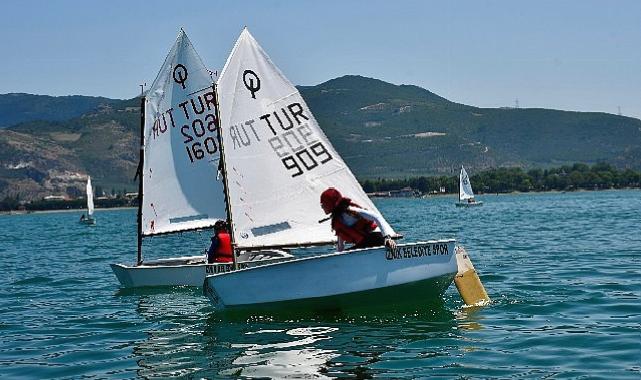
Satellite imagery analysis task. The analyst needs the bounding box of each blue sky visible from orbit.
[2,0,640,118]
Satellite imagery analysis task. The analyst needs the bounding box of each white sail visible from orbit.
[217,28,396,249]
[86,176,94,216]
[141,29,227,236]
[459,166,475,201]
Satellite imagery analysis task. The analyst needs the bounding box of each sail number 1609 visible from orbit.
[182,113,219,163]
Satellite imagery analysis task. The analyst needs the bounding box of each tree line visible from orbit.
[361,163,641,194]
[2,163,639,211]
[0,195,137,212]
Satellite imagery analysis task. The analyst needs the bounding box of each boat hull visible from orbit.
[80,217,96,225]
[203,240,457,311]
[455,201,484,207]
[111,250,293,288]
[216,273,454,314]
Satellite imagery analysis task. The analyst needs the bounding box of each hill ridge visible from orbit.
[1,76,639,200]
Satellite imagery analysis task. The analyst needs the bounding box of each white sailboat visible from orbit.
[80,176,96,225]
[202,28,458,311]
[110,30,292,288]
[456,166,483,207]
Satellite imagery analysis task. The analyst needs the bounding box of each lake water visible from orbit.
[1,190,639,379]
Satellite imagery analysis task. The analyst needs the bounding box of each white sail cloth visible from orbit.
[217,28,395,249]
[459,166,475,201]
[86,176,94,216]
[141,30,227,236]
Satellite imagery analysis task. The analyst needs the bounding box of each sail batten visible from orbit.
[140,224,217,238]
[141,30,227,236]
[217,28,395,249]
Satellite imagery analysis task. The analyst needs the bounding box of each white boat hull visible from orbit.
[203,240,457,311]
[111,250,293,288]
[456,201,484,207]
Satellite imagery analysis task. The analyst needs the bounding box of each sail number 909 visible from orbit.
[267,124,334,177]
[281,142,332,177]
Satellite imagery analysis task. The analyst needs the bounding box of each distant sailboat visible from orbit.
[202,28,458,311]
[456,166,483,207]
[110,29,291,288]
[80,176,96,225]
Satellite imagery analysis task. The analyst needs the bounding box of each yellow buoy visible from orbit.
[454,246,490,306]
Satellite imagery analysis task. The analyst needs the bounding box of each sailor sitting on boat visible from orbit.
[207,221,233,264]
[320,187,397,252]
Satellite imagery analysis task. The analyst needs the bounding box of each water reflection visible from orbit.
[118,285,473,378]
[224,327,339,378]
[128,291,212,378]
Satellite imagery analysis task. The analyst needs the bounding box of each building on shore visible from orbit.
[367,187,419,198]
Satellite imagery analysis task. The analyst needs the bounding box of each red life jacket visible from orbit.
[332,211,377,244]
[214,232,233,263]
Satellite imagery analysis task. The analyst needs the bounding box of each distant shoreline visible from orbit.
[0,206,136,216]
[362,163,640,197]
[3,188,638,215]
[370,187,639,199]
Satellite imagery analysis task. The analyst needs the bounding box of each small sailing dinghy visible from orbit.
[202,28,458,311]
[110,30,292,288]
[456,166,483,207]
[79,176,96,225]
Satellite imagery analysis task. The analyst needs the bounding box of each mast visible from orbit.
[136,96,145,266]
[212,84,238,270]
[458,167,461,202]
[85,176,89,216]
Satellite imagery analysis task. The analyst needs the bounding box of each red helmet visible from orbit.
[320,187,342,212]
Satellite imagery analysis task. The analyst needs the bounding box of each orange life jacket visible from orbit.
[214,232,233,263]
[331,211,377,244]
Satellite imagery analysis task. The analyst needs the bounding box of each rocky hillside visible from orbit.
[0,98,139,200]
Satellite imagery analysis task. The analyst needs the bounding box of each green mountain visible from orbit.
[1,76,639,201]
[301,75,641,178]
[0,93,118,128]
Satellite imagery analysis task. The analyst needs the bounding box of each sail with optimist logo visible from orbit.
[216,28,396,250]
[140,29,227,238]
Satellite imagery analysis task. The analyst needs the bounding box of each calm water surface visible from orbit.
[1,190,639,378]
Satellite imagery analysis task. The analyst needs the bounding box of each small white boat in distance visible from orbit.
[203,28,458,312]
[456,166,483,207]
[79,176,96,225]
